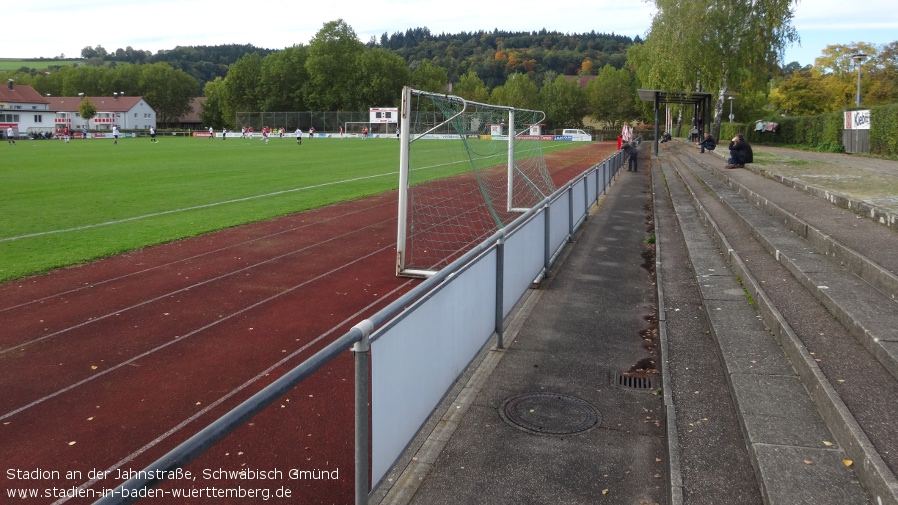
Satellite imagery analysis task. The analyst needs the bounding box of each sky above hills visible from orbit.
[4,0,895,67]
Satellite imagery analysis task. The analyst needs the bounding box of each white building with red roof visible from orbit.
[45,94,156,132]
[0,79,156,137]
[0,79,52,137]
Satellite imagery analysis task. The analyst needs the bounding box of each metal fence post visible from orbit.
[568,188,574,237]
[353,321,373,505]
[544,203,552,273]
[585,175,590,214]
[495,234,505,349]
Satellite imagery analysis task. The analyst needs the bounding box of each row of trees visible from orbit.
[79,44,276,84]
[377,28,634,87]
[198,20,637,131]
[5,15,896,137]
[73,31,634,93]
[630,0,898,139]
[769,42,898,115]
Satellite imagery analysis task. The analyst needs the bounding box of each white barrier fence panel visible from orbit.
[548,192,572,260]
[503,215,546,319]
[370,249,498,483]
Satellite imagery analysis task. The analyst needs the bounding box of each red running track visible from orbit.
[0,142,616,504]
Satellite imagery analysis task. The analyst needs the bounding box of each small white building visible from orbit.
[0,80,52,137]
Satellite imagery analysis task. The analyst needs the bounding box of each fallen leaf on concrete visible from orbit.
[602,489,609,495]
[843,459,853,467]
[823,441,833,447]
[803,459,813,465]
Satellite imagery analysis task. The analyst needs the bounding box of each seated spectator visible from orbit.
[725,133,753,169]
[699,132,716,153]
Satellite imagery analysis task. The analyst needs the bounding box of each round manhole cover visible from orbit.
[500,392,600,435]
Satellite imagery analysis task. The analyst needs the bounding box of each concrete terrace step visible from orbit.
[657,153,871,504]
[664,143,898,505]
[680,153,898,383]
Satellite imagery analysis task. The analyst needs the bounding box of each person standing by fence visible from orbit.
[623,141,638,172]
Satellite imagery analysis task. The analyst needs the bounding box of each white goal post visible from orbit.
[396,86,553,278]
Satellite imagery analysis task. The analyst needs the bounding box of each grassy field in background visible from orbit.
[0,58,78,71]
[0,135,581,282]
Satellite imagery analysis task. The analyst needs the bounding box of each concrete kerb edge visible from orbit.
[674,153,898,505]
[651,161,685,505]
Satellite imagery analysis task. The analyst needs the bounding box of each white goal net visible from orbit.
[396,87,555,277]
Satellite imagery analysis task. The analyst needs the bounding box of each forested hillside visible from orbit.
[375,28,637,87]
[70,29,634,88]
[2,26,641,130]
[79,44,277,84]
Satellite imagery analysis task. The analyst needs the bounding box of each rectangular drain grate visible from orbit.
[612,371,659,391]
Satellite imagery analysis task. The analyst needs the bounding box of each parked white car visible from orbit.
[561,129,592,141]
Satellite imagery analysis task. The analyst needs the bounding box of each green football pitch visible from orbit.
[0,135,581,282]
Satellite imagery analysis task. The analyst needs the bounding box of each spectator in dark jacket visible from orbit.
[699,132,716,153]
[725,133,753,168]
[623,141,638,172]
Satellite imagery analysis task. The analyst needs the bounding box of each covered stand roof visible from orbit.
[638,89,714,156]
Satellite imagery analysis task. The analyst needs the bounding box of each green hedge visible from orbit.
[719,103,898,157]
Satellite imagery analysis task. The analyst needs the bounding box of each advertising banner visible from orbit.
[844,110,871,130]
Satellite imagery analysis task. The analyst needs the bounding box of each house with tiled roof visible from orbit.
[1,79,157,137]
[0,80,52,137]
[45,94,156,132]
[170,97,205,129]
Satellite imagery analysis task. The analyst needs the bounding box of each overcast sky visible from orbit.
[4,0,895,68]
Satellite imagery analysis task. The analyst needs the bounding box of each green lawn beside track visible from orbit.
[0,134,580,282]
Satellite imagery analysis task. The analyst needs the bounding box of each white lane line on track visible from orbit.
[0,199,394,314]
[50,279,413,505]
[0,215,393,355]
[0,171,398,243]
[0,242,399,421]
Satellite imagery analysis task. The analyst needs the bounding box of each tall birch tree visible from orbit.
[631,0,798,138]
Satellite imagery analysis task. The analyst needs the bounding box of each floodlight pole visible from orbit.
[852,53,868,107]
